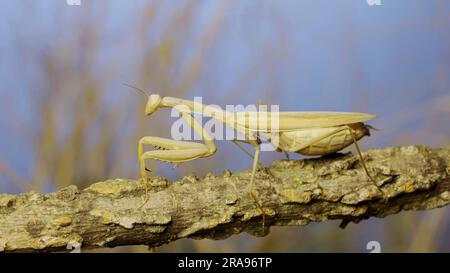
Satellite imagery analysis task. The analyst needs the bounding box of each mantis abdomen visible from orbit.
[276,123,370,155]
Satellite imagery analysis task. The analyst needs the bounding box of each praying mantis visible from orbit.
[126,85,384,224]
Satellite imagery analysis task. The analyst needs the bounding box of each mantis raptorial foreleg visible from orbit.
[138,137,211,179]
[138,111,217,207]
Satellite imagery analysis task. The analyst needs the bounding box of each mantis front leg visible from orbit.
[138,111,217,206]
[138,136,214,181]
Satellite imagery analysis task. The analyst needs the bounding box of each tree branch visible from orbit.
[0,145,449,252]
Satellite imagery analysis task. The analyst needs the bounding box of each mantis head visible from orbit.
[123,83,162,115]
[145,94,162,115]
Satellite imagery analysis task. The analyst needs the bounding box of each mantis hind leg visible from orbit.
[346,126,387,202]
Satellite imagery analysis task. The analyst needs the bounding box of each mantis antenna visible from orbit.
[122,84,154,174]
[123,83,150,97]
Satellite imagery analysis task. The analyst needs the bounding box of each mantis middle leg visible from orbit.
[231,136,268,230]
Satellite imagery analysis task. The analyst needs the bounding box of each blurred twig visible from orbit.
[0,159,28,192]
[408,209,447,252]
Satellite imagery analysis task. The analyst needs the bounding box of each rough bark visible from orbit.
[0,145,449,252]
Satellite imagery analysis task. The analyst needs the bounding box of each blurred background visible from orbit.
[0,0,449,252]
